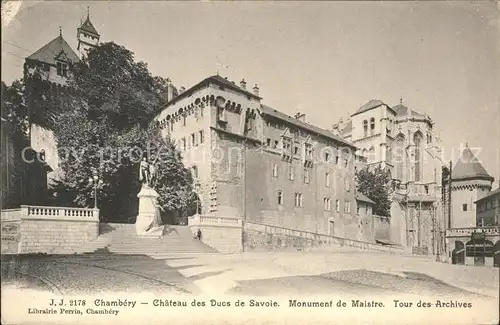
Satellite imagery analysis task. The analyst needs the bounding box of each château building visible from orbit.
[335,99,445,255]
[155,75,373,240]
[23,11,100,186]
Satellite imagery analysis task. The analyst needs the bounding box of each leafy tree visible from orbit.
[1,80,28,139]
[70,42,169,130]
[50,42,193,222]
[355,165,392,217]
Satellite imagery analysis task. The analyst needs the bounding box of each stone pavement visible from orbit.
[163,251,500,298]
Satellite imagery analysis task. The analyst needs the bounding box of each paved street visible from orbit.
[2,251,498,299]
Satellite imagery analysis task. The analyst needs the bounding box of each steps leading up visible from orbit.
[65,224,218,256]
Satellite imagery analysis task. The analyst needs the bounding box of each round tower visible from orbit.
[450,144,494,228]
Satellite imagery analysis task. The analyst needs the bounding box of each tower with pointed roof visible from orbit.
[451,144,494,228]
[77,7,100,59]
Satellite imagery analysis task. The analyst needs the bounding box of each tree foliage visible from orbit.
[355,165,392,217]
[50,42,192,222]
[1,80,28,139]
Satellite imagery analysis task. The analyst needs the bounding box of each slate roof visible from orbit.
[260,104,357,149]
[342,120,352,134]
[26,35,80,65]
[392,104,425,119]
[78,17,99,36]
[474,188,500,203]
[351,99,395,117]
[452,145,494,182]
[356,192,375,204]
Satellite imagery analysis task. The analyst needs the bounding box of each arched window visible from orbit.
[370,118,375,134]
[363,120,368,137]
[413,132,423,181]
[394,134,405,181]
[368,147,375,163]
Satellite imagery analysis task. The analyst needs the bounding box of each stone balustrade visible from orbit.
[1,205,100,254]
[446,226,499,238]
[188,214,243,253]
[189,214,242,227]
[22,205,99,221]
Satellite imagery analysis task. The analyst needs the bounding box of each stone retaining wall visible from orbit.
[1,205,99,254]
[243,222,403,254]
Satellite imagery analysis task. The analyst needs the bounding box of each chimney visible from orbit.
[253,84,259,96]
[294,112,306,122]
[240,79,247,90]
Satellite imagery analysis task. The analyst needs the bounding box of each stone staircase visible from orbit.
[57,223,218,256]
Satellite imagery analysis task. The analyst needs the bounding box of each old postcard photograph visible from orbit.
[1,1,499,324]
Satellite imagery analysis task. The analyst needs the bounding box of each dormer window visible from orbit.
[56,62,68,77]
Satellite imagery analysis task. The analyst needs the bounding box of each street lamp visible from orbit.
[88,170,102,209]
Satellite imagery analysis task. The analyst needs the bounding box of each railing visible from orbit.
[244,221,404,253]
[20,205,99,221]
[1,208,22,221]
[446,226,499,237]
[188,214,242,227]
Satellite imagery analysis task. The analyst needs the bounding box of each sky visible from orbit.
[2,1,499,184]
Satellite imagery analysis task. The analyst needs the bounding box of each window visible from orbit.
[182,137,186,151]
[56,62,68,77]
[344,201,351,214]
[282,137,292,152]
[217,107,226,122]
[305,143,313,159]
[344,177,351,191]
[170,122,174,132]
[335,200,340,212]
[288,164,294,180]
[462,204,468,212]
[294,146,299,155]
[294,193,303,207]
[277,190,283,205]
[192,166,198,178]
[274,140,279,148]
[191,133,196,146]
[344,158,349,168]
[414,133,423,181]
[324,152,330,162]
[363,120,368,137]
[199,130,204,143]
[324,198,331,211]
[424,185,429,194]
[200,105,204,117]
[325,172,330,187]
[272,163,278,177]
[183,115,187,126]
[266,138,271,147]
[335,154,339,165]
[370,118,375,134]
[357,204,360,215]
[304,168,310,184]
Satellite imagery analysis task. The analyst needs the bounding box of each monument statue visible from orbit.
[136,157,162,236]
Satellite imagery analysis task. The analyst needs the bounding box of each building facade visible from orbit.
[446,146,499,267]
[155,75,369,239]
[23,12,100,187]
[336,99,444,255]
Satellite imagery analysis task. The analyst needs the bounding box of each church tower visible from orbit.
[77,7,100,59]
[451,144,494,228]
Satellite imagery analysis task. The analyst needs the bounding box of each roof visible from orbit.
[351,99,395,117]
[26,35,80,65]
[475,188,500,203]
[342,119,352,134]
[260,104,357,149]
[78,17,99,36]
[356,192,375,204]
[163,75,261,107]
[393,104,425,119]
[452,145,494,182]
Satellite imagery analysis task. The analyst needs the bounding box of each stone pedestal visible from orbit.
[136,185,163,237]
